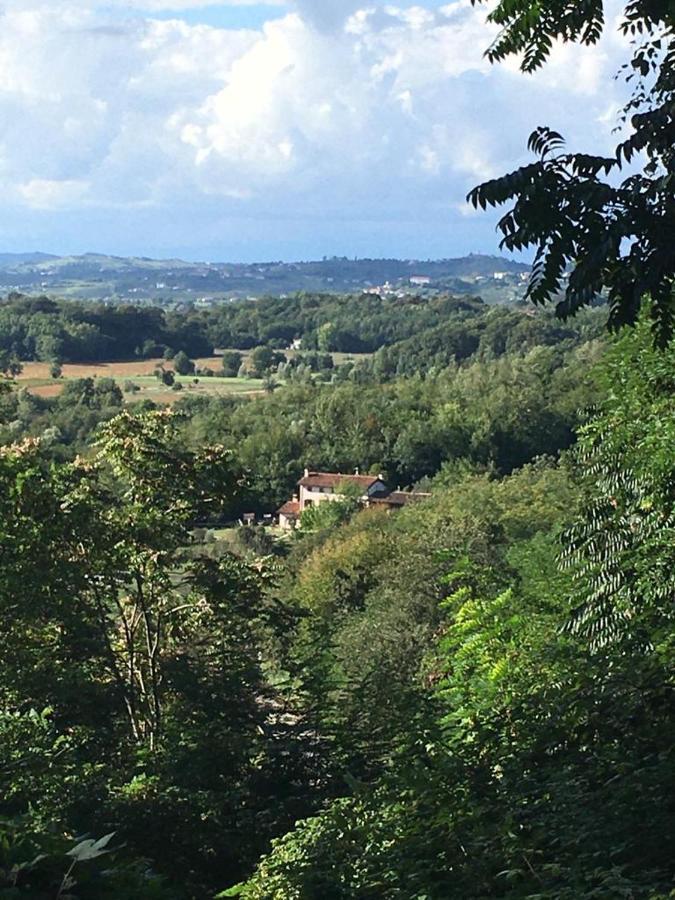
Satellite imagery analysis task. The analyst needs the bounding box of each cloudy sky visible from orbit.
[0,0,627,262]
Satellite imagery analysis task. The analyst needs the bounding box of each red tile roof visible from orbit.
[299,472,384,490]
[277,500,301,518]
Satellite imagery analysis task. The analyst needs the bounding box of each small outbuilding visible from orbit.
[277,498,301,531]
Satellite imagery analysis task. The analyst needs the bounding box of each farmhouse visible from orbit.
[277,469,429,529]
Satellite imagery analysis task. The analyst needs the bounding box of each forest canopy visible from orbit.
[1,1,674,897]
[1,322,673,898]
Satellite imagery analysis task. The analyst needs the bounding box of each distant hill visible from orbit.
[0,252,530,304]
[0,252,58,268]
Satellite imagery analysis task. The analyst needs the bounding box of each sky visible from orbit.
[0,0,628,262]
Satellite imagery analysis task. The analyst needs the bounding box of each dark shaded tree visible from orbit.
[469,0,675,345]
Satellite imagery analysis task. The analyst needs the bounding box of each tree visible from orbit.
[316,322,336,352]
[221,350,243,378]
[172,351,194,376]
[0,350,22,378]
[296,495,357,533]
[138,338,165,359]
[49,361,62,379]
[468,0,675,345]
[85,411,244,748]
[560,319,675,644]
[34,333,65,364]
[0,413,305,893]
[250,346,285,378]
[58,377,97,408]
[94,376,124,408]
[154,365,175,386]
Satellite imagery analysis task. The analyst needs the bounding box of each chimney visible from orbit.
[378,473,384,481]
[354,467,360,476]
[304,468,309,478]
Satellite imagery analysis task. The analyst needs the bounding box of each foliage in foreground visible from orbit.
[0,412,310,897]
[469,0,675,344]
[234,324,675,898]
[0,820,173,899]
[1,326,673,898]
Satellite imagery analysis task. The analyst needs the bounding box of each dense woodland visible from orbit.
[0,289,605,364]
[1,315,674,898]
[0,299,604,513]
[2,0,675,896]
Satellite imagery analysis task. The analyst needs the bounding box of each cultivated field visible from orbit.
[15,357,264,404]
[13,349,372,404]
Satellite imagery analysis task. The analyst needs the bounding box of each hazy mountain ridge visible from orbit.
[0,252,59,267]
[0,252,530,304]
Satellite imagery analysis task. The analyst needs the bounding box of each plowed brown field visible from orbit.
[16,357,224,381]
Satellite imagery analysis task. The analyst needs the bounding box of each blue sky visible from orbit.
[0,0,628,263]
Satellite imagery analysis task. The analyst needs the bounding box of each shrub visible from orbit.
[173,351,195,376]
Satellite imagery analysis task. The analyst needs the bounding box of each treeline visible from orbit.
[1,337,604,508]
[177,339,603,509]
[0,290,606,365]
[373,305,603,376]
[0,376,126,456]
[200,292,602,355]
[0,294,212,363]
[0,297,606,503]
[202,291,486,351]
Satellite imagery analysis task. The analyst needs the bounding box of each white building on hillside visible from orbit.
[277,469,428,529]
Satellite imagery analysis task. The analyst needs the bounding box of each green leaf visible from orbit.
[67,832,116,862]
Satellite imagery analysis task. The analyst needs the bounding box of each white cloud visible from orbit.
[0,0,630,257]
[18,178,91,210]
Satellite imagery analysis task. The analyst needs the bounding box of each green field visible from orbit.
[121,375,265,404]
[17,359,265,404]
